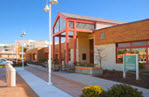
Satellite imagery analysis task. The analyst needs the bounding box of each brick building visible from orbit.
[26,12,149,70]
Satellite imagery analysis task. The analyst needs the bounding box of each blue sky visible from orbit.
[0,0,148,44]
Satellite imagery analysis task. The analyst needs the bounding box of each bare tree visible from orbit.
[95,47,106,68]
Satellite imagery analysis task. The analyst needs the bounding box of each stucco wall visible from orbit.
[77,33,90,63]
[94,44,123,71]
[96,23,113,30]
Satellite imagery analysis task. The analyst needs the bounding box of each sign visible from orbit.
[124,55,136,71]
[123,54,139,80]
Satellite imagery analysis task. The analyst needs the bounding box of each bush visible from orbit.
[80,86,104,97]
[39,58,48,62]
[105,84,143,97]
[139,63,144,69]
[13,62,27,67]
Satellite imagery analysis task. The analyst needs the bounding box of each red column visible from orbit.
[59,36,61,65]
[73,21,77,63]
[52,36,55,64]
[65,20,69,64]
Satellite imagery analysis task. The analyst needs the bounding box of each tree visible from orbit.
[95,47,106,68]
[18,46,27,52]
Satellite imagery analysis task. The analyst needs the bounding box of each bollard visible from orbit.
[8,67,16,87]
[5,63,16,87]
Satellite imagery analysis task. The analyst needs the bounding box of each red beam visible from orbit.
[59,36,61,65]
[73,21,77,63]
[65,20,69,64]
[76,29,94,33]
[52,36,55,64]
[53,29,66,36]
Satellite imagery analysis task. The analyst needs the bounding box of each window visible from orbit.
[82,54,86,60]
[132,41,146,46]
[33,53,36,60]
[116,41,149,64]
[76,23,95,30]
[54,17,66,33]
[117,49,130,63]
[60,17,66,31]
[100,33,105,39]
[69,21,74,28]
[45,53,49,58]
[131,48,146,63]
[118,43,130,47]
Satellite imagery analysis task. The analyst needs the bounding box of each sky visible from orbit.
[0,0,148,44]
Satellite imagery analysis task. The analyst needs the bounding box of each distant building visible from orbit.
[15,40,49,50]
[0,40,49,60]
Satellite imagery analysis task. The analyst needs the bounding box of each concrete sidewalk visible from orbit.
[53,71,149,97]
[16,68,72,97]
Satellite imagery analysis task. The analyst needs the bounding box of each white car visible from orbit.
[0,58,13,66]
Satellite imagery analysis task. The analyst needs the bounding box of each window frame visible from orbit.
[116,40,149,64]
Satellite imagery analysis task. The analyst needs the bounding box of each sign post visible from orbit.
[123,54,139,80]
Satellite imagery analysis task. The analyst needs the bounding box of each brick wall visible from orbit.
[95,19,149,45]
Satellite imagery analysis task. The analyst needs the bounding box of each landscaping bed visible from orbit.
[96,70,149,89]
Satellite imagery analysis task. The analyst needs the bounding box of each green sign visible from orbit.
[124,55,136,71]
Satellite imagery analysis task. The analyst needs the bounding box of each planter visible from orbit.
[75,66,103,76]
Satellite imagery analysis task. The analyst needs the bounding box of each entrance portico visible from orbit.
[52,12,120,65]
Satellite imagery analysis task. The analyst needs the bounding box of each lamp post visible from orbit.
[43,0,58,85]
[21,30,26,69]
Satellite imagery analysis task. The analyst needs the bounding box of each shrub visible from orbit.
[13,62,27,67]
[80,86,104,97]
[139,63,144,69]
[105,84,143,97]
[39,58,48,62]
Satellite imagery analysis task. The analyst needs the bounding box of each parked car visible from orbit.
[0,58,13,66]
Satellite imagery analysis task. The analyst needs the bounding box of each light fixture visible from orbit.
[50,0,58,4]
[43,4,49,12]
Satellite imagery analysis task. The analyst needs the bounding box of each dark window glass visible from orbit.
[33,53,36,60]
[54,18,60,33]
[69,21,74,28]
[76,23,94,30]
[132,41,146,46]
[118,43,130,47]
[82,54,86,60]
[60,17,66,31]
[89,39,94,50]
[100,33,105,39]
[117,49,130,63]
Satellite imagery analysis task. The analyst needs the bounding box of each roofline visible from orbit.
[94,18,149,31]
[59,12,126,24]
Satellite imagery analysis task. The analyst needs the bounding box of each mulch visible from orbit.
[96,70,149,89]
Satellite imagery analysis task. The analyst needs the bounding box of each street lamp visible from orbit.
[43,0,58,85]
[21,30,26,69]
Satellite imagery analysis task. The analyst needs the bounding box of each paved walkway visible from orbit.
[27,64,149,97]
[16,68,72,97]
[26,67,86,97]
[53,71,149,97]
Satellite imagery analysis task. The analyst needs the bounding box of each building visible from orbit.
[0,40,49,60]
[94,19,149,70]
[0,44,21,60]
[25,12,149,70]
[15,40,49,50]
[52,12,125,66]
[25,39,73,62]
[52,12,149,70]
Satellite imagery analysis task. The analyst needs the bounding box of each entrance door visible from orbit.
[89,39,94,64]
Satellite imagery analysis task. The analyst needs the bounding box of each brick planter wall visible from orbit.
[75,66,103,76]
